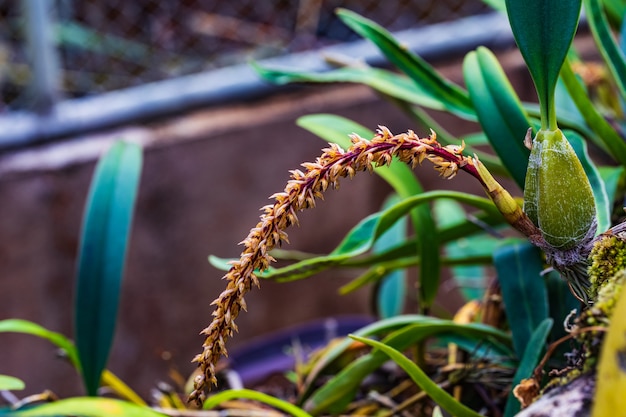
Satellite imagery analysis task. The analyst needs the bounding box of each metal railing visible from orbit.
[0,0,508,149]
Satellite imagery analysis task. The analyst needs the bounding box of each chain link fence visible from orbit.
[0,0,489,112]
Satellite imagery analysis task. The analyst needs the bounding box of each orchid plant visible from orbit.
[3,0,626,416]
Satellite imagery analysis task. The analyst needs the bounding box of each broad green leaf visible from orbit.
[566,130,611,234]
[204,389,312,417]
[0,375,25,391]
[505,0,583,129]
[561,60,626,166]
[335,9,476,120]
[296,114,372,150]
[463,47,532,189]
[373,194,408,318]
[504,318,553,417]
[493,242,548,357]
[296,114,440,308]
[253,64,445,111]
[592,280,626,416]
[75,141,143,396]
[9,398,164,417]
[350,335,484,417]
[585,0,626,99]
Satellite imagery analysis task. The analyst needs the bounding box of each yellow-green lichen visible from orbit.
[588,234,626,300]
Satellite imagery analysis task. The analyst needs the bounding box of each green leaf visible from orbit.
[505,0,583,129]
[0,375,25,391]
[504,318,553,417]
[585,0,626,100]
[434,199,500,300]
[545,271,579,346]
[599,165,625,203]
[204,389,312,417]
[10,398,164,417]
[253,63,446,111]
[565,130,611,234]
[602,0,626,28]
[296,114,440,308]
[306,321,511,414]
[299,315,440,403]
[463,46,531,189]
[335,9,475,120]
[257,191,500,282]
[392,102,509,177]
[74,141,143,396]
[350,335,484,417]
[493,242,548,357]
[482,0,506,12]
[0,319,79,366]
[300,315,511,414]
[0,319,146,406]
[339,253,493,296]
[373,194,408,318]
[561,59,626,166]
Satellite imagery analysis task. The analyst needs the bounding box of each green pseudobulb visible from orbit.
[523,128,596,250]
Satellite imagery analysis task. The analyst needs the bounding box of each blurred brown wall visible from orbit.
[0,45,537,400]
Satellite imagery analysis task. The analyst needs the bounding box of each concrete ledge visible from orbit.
[0,12,513,149]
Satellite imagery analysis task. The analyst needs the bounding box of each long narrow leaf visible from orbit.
[306,321,512,414]
[545,271,579,348]
[373,194,408,318]
[602,0,626,28]
[599,166,625,203]
[463,47,531,189]
[204,389,312,417]
[75,141,143,396]
[296,114,440,307]
[585,0,626,99]
[350,335,484,417]
[493,242,548,357]
[299,315,442,402]
[391,103,508,177]
[503,318,553,417]
[0,319,79,366]
[10,398,164,417]
[339,253,494,295]
[336,9,475,120]
[505,0,583,128]
[0,319,146,406]
[254,64,447,111]
[561,60,626,166]
[250,191,498,283]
